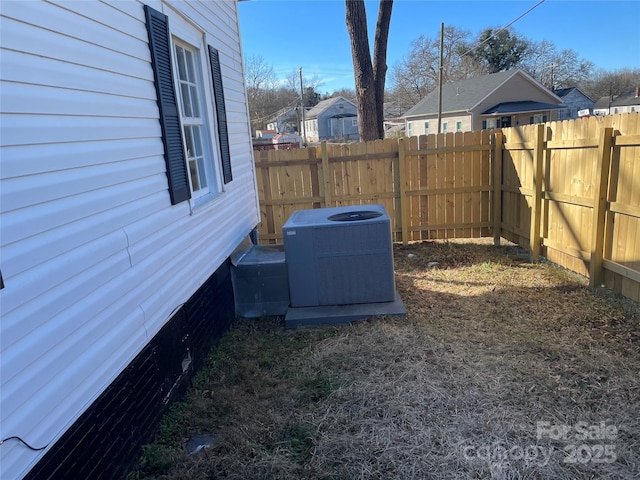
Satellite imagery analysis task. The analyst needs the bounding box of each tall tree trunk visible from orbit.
[346,0,393,142]
[373,1,393,139]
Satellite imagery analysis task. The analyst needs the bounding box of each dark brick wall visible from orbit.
[24,259,234,480]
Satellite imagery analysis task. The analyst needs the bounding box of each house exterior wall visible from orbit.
[472,74,557,116]
[406,113,479,136]
[612,105,638,114]
[329,116,359,140]
[0,1,259,478]
[468,75,559,128]
[305,100,359,142]
[558,90,594,120]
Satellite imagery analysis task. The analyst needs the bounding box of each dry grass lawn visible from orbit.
[129,240,639,480]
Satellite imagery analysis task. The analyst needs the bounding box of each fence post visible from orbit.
[589,127,614,288]
[491,132,503,246]
[529,124,545,262]
[398,138,409,244]
[321,141,331,207]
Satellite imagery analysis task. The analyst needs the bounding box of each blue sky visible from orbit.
[238,0,640,94]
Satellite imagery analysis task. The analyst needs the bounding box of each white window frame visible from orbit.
[424,121,429,135]
[167,8,222,206]
[442,122,448,133]
[456,121,462,132]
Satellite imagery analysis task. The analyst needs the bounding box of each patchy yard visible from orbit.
[129,240,639,480]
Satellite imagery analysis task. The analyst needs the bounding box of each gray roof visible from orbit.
[403,69,561,118]
[611,90,640,107]
[481,101,565,115]
[554,87,594,102]
[594,90,640,109]
[305,96,357,120]
[404,70,517,117]
[594,96,611,109]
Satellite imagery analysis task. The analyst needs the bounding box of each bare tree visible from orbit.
[390,26,480,109]
[345,0,393,141]
[521,40,594,90]
[329,88,357,102]
[581,67,640,100]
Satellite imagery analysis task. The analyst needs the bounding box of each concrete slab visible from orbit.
[284,290,406,328]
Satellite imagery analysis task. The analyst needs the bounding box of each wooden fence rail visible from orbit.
[253,113,640,302]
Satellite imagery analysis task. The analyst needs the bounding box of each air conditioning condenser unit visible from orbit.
[282,204,395,308]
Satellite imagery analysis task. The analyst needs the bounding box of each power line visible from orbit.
[458,0,546,58]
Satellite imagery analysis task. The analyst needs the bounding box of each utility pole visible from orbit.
[299,67,307,146]
[437,22,444,135]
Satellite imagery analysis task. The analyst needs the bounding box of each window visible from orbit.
[531,114,548,124]
[174,43,210,198]
[407,121,412,136]
[456,121,462,132]
[144,5,232,206]
[482,120,487,130]
[352,118,358,127]
[424,121,429,134]
[442,122,448,133]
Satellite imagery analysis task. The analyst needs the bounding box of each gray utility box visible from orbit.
[283,204,395,308]
[230,244,290,318]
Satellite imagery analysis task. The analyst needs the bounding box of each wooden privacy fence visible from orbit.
[498,114,640,301]
[253,113,640,302]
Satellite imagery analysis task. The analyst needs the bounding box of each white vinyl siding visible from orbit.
[0,1,259,478]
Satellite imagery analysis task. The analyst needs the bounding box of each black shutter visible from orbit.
[144,5,190,205]
[208,46,233,184]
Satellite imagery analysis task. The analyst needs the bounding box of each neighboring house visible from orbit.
[403,69,565,136]
[593,88,640,116]
[266,106,302,133]
[304,96,359,142]
[593,96,613,116]
[0,2,259,479]
[554,87,594,120]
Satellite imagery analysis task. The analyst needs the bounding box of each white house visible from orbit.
[0,1,259,478]
[594,88,640,116]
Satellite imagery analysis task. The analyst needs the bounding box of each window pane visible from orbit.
[190,85,200,117]
[180,83,193,117]
[184,125,195,157]
[193,126,203,156]
[197,157,208,189]
[189,159,200,191]
[185,49,196,82]
[175,46,187,80]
